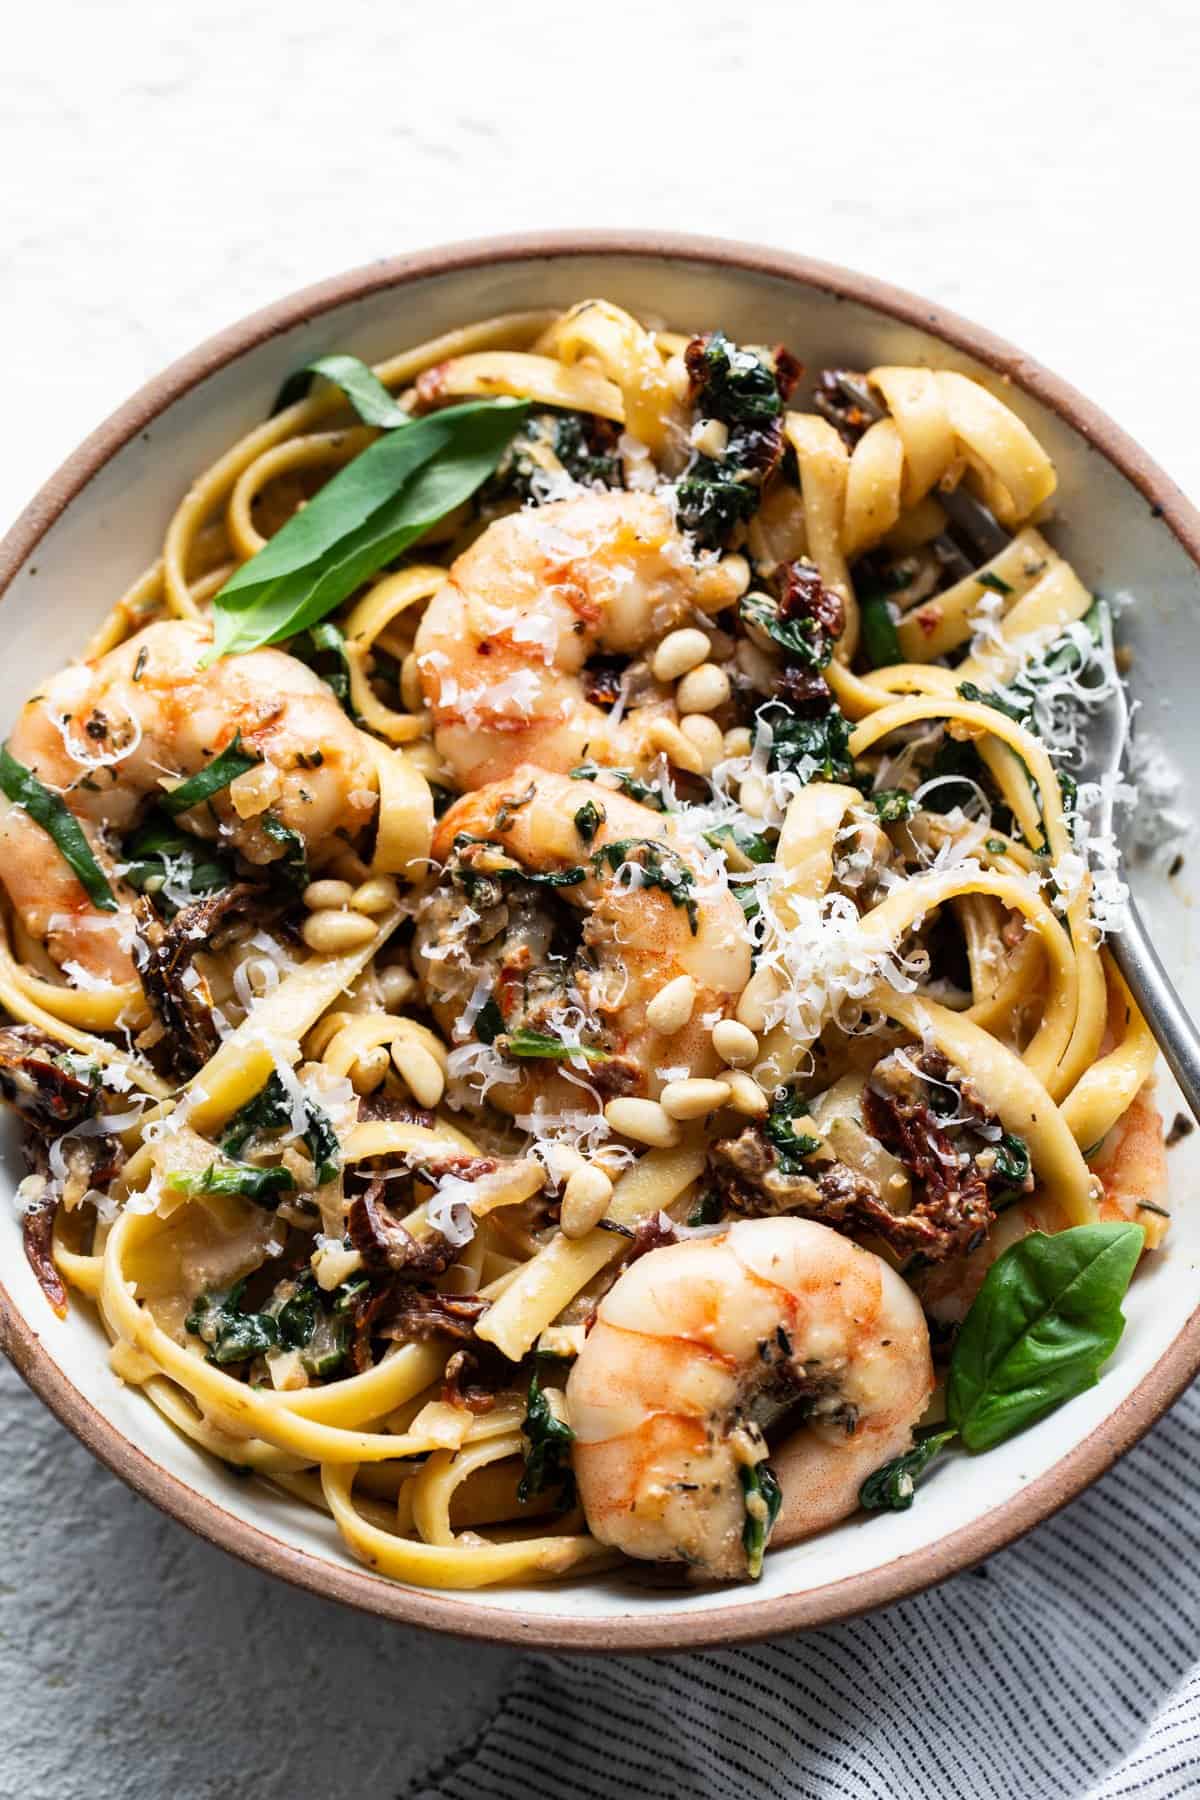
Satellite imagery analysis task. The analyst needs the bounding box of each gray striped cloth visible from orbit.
[409,1381,1200,1799]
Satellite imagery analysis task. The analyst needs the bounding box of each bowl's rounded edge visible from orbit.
[2,228,1199,1654]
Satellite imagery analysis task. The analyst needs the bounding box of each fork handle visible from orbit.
[1109,897,1200,1121]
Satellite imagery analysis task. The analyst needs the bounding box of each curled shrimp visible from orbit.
[566,1216,933,1578]
[412,765,752,1115]
[0,618,377,984]
[414,489,746,788]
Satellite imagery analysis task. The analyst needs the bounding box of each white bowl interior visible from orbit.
[3,249,1199,1632]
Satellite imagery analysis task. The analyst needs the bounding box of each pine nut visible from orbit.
[712,1019,760,1066]
[378,965,417,1009]
[679,714,724,773]
[349,1045,390,1096]
[560,1165,615,1238]
[301,908,378,954]
[723,726,752,758]
[739,775,768,817]
[303,879,355,911]
[645,717,704,774]
[676,662,732,714]
[350,876,399,915]
[721,553,752,597]
[736,966,781,1032]
[645,973,697,1035]
[660,1077,731,1120]
[690,416,729,458]
[390,1040,445,1108]
[724,1069,769,1116]
[604,1097,681,1148]
[652,628,711,684]
[737,639,777,692]
[401,652,424,713]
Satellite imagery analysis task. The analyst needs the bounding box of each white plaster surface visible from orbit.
[1,1,1199,1793]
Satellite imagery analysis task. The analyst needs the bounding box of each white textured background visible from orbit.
[2,2,1199,1794]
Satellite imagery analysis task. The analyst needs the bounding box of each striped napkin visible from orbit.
[408,1381,1200,1799]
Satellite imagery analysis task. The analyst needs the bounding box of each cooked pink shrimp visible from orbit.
[412,766,752,1115]
[414,490,745,788]
[566,1217,933,1578]
[0,618,377,984]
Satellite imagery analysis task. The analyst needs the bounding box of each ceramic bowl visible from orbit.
[2,233,1198,1652]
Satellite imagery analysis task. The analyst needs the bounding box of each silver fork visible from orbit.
[825,373,1200,1120]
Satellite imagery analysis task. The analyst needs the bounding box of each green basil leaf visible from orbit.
[221,1070,340,1186]
[740,1460,783,1578]
[272,353,408,428]
[871,788,914,823]
[261,814,309,891]
[473,997,505,1045]
[160,733,258,817]
[860,1427,957,1510]
[210,399,528,658]
[502,1027,609,1062]
[704,821,774,866]
[518,1370,575,1508]
[170,1160,295,1205]
[0,743,117,911]
[946,1223,1145,1452]
[860,595,902,668]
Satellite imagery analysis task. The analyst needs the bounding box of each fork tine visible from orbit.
[936,485,1011,561]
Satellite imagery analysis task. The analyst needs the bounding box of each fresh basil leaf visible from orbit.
[704,821,774,865]
[160,733,258,817]
[473,997,505,1045]
[860,1427,957,1510]
[871,788,914,823]
[573,799,605,843]
[518,1370,575,1507]
[861,594,902,668]
[502,1028,609,1062]
[976,570,1014,596]
[741,589,828,670]
[272,353,409,428]
[688,1189,725,1227]
[221,1071,340,1186]
[591,838,698,932]
[740,1460,783,1578]
[946,1223,1145,1452]
[761,702,855,785]
[292,621,359,719]
[764,1085,821,1174]
[210,398,528,658]
[120,822,233,912]
[170,1159,295,1205]
[0,743,117,911]
[261,814,309,891]
[568,763,667,810]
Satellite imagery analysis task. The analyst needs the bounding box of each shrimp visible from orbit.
[412,765,752,1115]
[414,490,745,788]
[566,1216,933,1578]
[0,618,377,984]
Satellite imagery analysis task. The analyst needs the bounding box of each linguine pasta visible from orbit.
[0,300,1166,1589]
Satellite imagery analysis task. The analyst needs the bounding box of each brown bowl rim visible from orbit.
[2,229,1198,1655]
